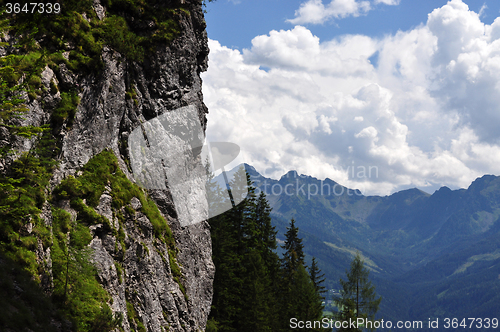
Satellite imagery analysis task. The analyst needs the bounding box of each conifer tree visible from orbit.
[281,218,305,276]
[309,257,327,319]
[208,172,326,332]
[293,264,326,329]
[309,257,327,297]
[208,167,279,332]
[206,167,242,331]
[279,219,326,331]
[253,190,281,331]
[334,253,381,331]
[255,191,280,279]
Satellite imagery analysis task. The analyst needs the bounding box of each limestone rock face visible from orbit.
[2,0,214,331]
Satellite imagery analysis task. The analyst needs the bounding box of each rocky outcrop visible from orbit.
[1,0,214,331]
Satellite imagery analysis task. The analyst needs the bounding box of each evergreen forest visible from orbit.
[206,167,335,332]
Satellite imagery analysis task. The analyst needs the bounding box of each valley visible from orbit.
[219,164,500,328]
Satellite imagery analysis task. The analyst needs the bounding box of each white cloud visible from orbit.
[203,0,500,195]
[286,0,400,25]
[478,3,487,17]
[374,0,399,4]
[243,26,377,77]
[287,0,371,25]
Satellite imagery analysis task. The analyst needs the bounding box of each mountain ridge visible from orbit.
[222,164,500,327]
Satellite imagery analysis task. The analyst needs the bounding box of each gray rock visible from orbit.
[131,197,142,210]
[41,66,54,87]
[95,193,114,224]
[93,0,106,20]
[2,0,213,330]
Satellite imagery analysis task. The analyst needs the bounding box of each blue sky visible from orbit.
[201,0,500,195]
[205,0,500,50]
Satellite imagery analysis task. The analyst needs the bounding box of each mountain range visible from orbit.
[219,164,500,329]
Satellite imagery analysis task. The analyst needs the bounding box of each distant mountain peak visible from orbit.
[280,170,299,180]
[469,174,498,189]
[388,187,430,198]
[242,163,257,174]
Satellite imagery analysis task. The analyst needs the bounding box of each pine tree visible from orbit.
[255,191,280,279]
[309,257,327,321]
[279,219,326,331]
[206,166,243,331]
[208,167,279,332]
[281,218,305,276]
[205,158,232,219]
[208,171,327,332]
[253,191,281,331]
[293,264,324,322]
[334,253,381,331]
[309,257,327,297]
[238,249,273,332]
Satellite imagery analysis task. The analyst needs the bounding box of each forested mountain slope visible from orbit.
[232,164,500,327]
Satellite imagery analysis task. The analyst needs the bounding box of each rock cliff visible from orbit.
[0,0,214,331]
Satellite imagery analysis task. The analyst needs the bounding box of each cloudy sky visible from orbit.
[202,0,500,195]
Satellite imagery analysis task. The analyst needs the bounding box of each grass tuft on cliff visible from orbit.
[54,149,176,247]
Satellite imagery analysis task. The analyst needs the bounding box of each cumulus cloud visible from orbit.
[374,0,399,4]
[203,0,500,195]
[243,26,376,77]
[286,0,400,25]
[286,0,371,25]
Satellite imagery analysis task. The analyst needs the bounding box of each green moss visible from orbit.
[127,301,146,332]
[151,20,180,44]
[50,80,59,94]
[137,321,147,332]
[100,16,146,61]
[33,223,52,248]
[52,92,80,127]
[53,177,80,200]
[140,196,175,247]
[168,248,188,300]
[67,50,98,72]
[125,88,137,100]
[179,8,191,16]
[1,65,22,86]
[125,85,139,107]
[124,205,136,217]
[1,52,45,80]
[2,246,39,278]
[28,75,42,89]
[115,211,128,258]
[115,262,123,284]
[55,149,185,304]
[126,301,135,327]
[69,222,93,249]
[52,208,72,234]
[19,236,38,250]
[0,133,58,280]
[70,198,112,229]
[28,90,38,100]
[141,242,150,256]
[4,0,185,76]
[54,149,177,255]
[51,206,122,331]
[174,276,188,301]
[168,249,181,278]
